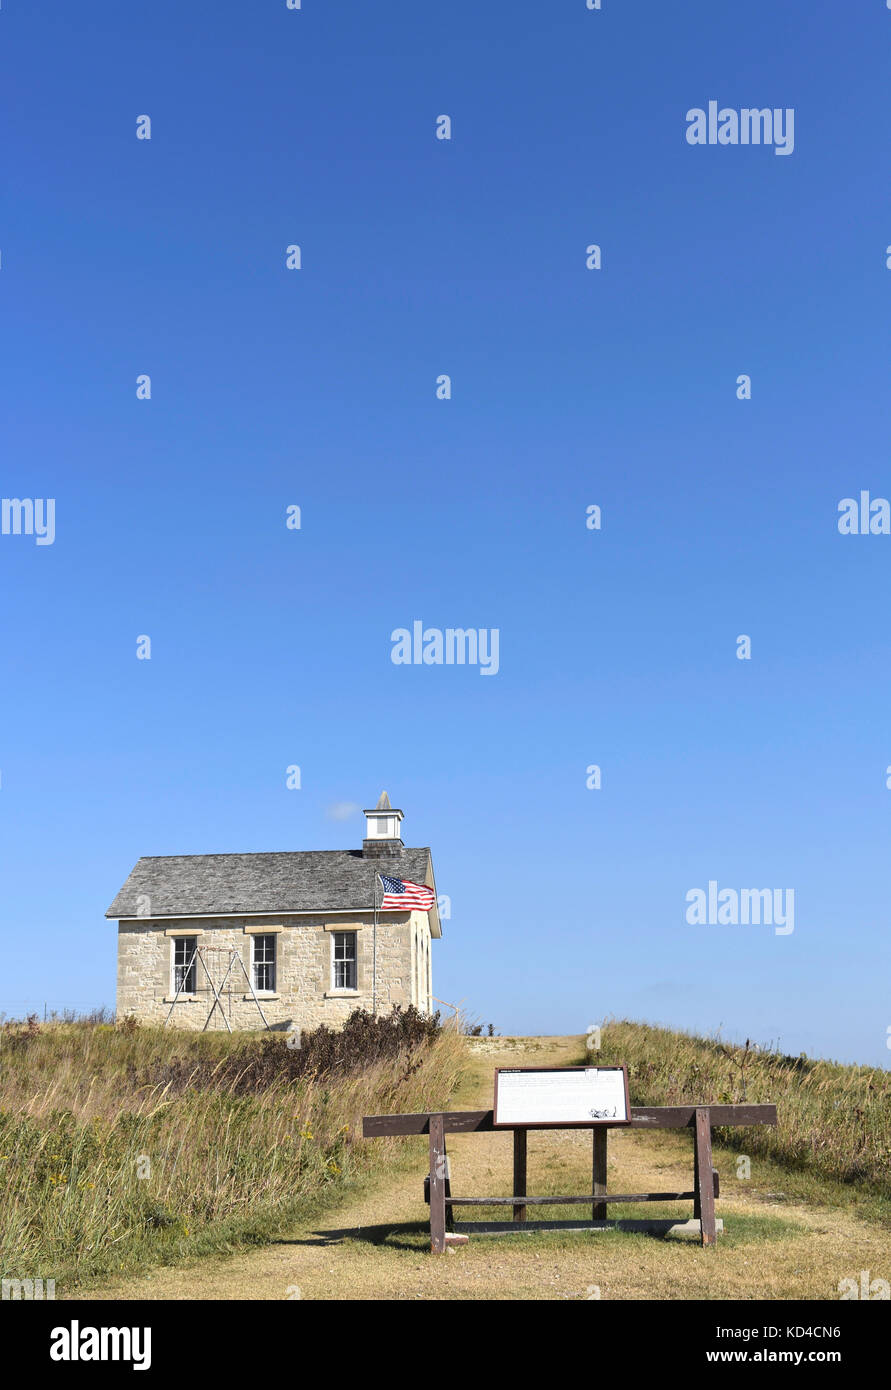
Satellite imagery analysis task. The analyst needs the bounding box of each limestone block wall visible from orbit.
[116,910,434,1030]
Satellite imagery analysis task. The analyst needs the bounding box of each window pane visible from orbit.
[332,932,356,989]
[173,939,196,993]
[252,934,276,992]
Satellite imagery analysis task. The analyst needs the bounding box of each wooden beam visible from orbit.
[457,1218,724,1237]
[362,1103,777,1137]
[694,1165,721,1218]
[630,1104,777,1128]
[512,1129,527,1223]
[592,1128,608,1221]
[447,1191,697,1206]
[428,1114,447,1254]
[694,1107,717,1247]
[363,1110,490,1136]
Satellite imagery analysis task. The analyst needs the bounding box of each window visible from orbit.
[252,934,276,993]
[376,817,390,836]
[172,938,197,994]
[332,931,357,990]
[420,930,428,1006]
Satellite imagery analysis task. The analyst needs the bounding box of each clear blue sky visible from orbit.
[1,1,889,1066]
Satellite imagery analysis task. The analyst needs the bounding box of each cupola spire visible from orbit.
[363,791,405,857]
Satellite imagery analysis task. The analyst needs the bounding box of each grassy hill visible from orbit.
[1,1012,887,1298]
[595,1020,891,1195]
[0,1008,464,1289]
[86,1029,891,1302]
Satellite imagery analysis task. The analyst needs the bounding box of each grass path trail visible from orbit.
[84,1037,891,1300]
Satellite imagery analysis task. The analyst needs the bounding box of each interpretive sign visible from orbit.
[493,1065,631,1128]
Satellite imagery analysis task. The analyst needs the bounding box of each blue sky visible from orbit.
[2,1,890,1066]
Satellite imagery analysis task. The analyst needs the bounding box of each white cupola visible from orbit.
[362,791,405,856]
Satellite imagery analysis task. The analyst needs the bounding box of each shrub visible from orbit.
[132,1005,442,1097]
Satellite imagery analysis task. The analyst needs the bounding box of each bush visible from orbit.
[132,1005,442,1097]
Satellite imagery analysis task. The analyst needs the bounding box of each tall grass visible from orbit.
[0,1010,466,1287]
[598,1020,891,1194]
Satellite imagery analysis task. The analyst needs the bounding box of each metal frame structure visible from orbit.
[163,944,272,1031]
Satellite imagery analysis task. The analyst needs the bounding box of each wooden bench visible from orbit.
[363,1103,778,1252]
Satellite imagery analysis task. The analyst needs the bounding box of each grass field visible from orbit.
[85,1033,891,1301]
[0,1008,464,1289]
[596,1020,891,1196]
[2,1015,889,1299]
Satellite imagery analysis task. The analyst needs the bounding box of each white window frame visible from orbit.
[171,937,197,995]
[331,930,357,991]
[251,933,277,994]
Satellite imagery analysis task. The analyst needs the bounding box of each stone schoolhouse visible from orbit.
[106,794,441,1030]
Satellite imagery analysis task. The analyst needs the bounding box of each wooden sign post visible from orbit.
[364,1068,777,1253]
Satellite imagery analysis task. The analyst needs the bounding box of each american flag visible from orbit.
[378,874,436,911]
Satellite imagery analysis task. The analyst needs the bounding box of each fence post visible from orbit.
[512,1129,527,1223]
[694,1107,717,1246]
[592,1128,608,1221]
[429,1114,447,1254]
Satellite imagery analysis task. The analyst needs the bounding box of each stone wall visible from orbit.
[116,911,435,1030]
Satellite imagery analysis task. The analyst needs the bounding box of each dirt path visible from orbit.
[85,1037,891,1300]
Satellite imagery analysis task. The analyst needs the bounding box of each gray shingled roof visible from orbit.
[106,848,435,920]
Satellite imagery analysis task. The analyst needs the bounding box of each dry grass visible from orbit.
[597,1020,891,1194]
[0,1014,466,1287]
[7,1018,890,1301]
[86,1034,891,1302]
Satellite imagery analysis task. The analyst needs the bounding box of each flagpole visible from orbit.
[372,868,378,1017]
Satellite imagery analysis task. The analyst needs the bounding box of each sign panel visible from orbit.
[493,1065,631,1128]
